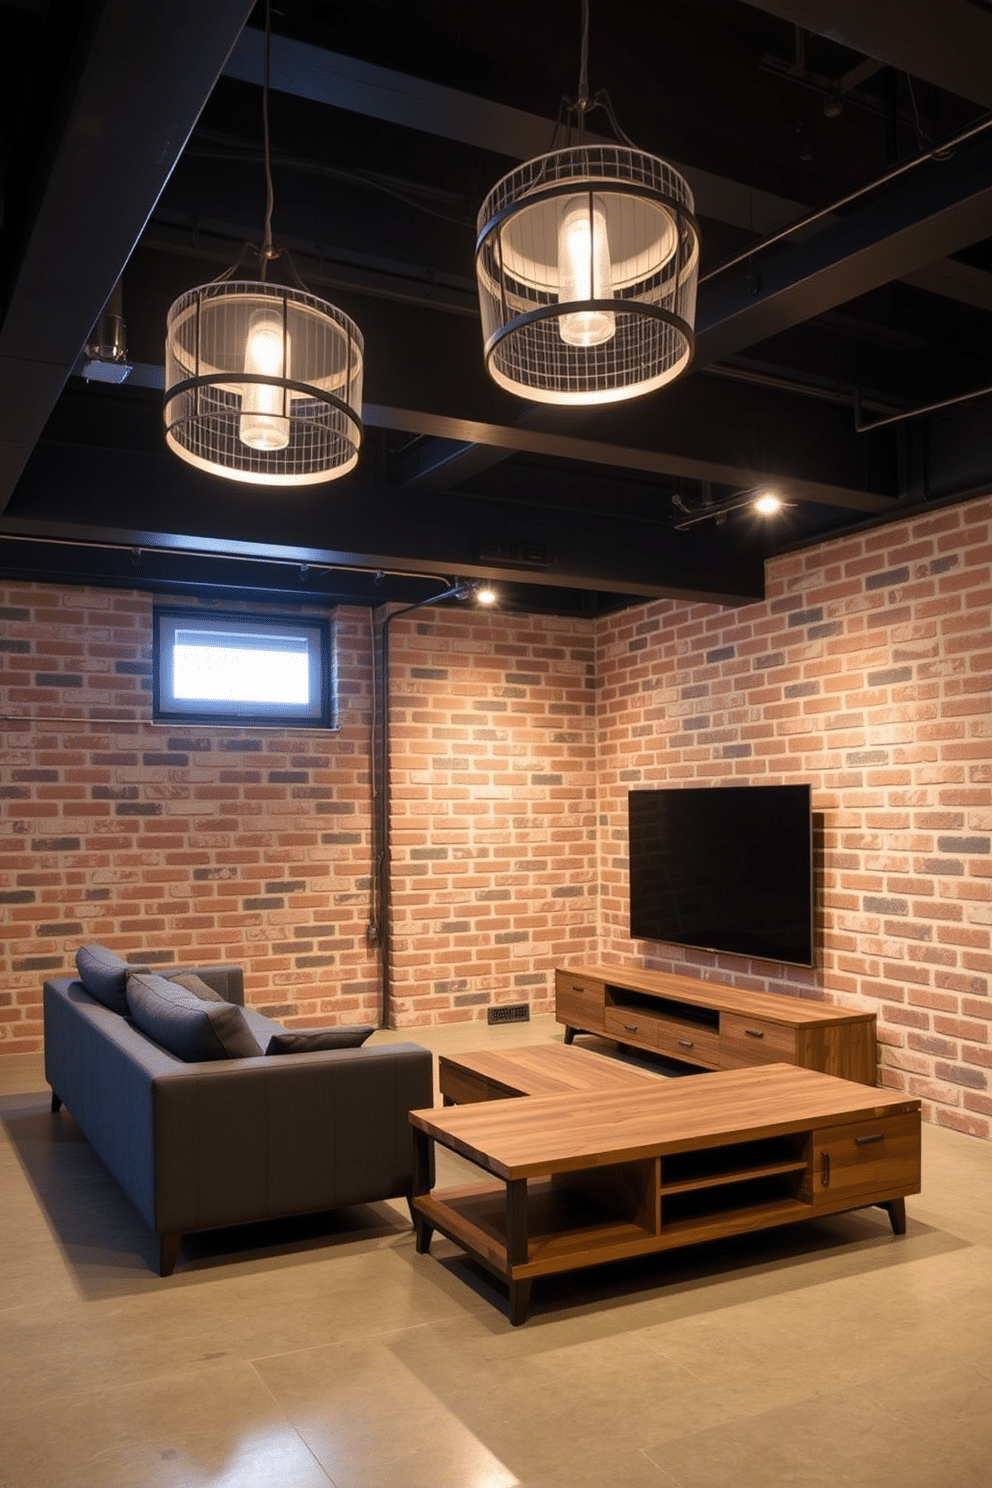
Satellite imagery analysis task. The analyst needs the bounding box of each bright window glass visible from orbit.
[154,609,333,726]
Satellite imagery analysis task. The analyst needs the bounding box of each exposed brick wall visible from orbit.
[596,495,992,1139]
[2,495,989,1138]
[384,608,597,1022]
[1,586,595,1048]
[1,588,381,1042]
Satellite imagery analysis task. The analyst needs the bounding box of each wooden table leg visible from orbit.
[883,1197,907,1234]
[412,1127,434,1252]
[508,1278,532,1327]
[505,1177,530,1323]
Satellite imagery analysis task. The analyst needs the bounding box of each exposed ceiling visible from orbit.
[2,0,992,615]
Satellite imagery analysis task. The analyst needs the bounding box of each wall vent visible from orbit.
[487,1003,530,1025]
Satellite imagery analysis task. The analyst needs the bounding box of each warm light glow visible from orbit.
[475,583,497,606]
[754,491,782,515]
[240,314,290,450]
[558,197,615,347]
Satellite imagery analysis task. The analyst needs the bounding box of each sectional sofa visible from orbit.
[43,947,434,1275]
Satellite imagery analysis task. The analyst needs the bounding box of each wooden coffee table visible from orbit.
[438,1040,662,1105]
[410,1063,921,1324]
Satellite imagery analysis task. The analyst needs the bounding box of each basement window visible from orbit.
[153,608,334,727]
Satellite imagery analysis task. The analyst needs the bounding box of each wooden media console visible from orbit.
[556,964,878,1085]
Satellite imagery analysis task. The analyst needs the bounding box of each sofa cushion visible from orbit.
[75,944,150,1016]
[126,973,263,1061]
[266,1026,375,1055]
[167,970,225,1003]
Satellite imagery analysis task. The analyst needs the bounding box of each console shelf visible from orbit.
[557,964,877,1085]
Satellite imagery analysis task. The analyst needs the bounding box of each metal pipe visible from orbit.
[699,110,992,287]
[855,378,992,432]
[373,580,475,1027]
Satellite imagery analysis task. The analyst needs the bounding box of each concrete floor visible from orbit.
[1,1015,989,1488]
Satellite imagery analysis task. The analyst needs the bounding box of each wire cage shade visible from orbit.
[476,145,699,406]
[164,280,364,485]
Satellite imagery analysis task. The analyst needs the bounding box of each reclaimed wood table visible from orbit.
[410,1063,921,1324]
[438,1040,663,1104]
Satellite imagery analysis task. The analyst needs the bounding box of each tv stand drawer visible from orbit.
[720,1013,797,1066]
[654,1020,720,1067]
[605,1006,660,1047]
[555,971,606,1034]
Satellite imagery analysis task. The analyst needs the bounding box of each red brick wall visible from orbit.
[2,495,989,1137]
[1,586,595,1047]
[596,496,991,1138]
[384,608,597,1022]
[1,589,381,1041]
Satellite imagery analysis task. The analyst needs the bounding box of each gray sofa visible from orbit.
[43,959,433,1276]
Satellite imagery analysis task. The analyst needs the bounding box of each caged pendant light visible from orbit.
[164,3,363,485]
[475,2,699,407]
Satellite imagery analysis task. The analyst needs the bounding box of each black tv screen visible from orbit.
[628,785,814,966]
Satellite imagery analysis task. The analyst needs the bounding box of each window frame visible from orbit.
[152,606,335,729]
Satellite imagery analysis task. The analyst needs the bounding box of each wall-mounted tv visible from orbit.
[628,784,815,967]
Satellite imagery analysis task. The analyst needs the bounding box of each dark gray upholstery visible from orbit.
[266,1025,374,1053]
[43,967,433,1276]
[126,972,263,1060]
[75,943,150,1016]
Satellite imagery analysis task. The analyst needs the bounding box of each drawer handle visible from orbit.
[855,1133,885,1146]
[821,1152,830,1188]
[571,984,585,993]
[623,1023,638,1033]
[677,1039,694,1049]
[744,1028,765,1039]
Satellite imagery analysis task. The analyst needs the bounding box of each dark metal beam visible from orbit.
[695,133,992,365]
[0,0,255,515]
[4,439,767,606]
[743,0,992,108]
[222,29,812,238]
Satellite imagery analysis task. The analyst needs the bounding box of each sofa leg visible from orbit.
[159,1233,180,1277]
[50,1091,62,1114]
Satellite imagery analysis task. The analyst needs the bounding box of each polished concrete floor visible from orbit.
[1,1016,989,1488]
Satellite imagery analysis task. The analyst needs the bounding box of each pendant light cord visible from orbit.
[261,0,276,276]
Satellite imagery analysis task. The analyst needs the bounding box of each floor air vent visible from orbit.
[487,1004,530,1025]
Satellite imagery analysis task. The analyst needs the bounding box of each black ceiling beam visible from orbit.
[695,131,992,366]
[4,438,766,606]
[743,0,992,108]
[222,28,811,239]
[0,0,255,516]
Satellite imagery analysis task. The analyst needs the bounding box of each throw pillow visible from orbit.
[167,970,225,1003]
[75,944,150,1016]
[126,972,262,1061]
[265,1026,375,1055]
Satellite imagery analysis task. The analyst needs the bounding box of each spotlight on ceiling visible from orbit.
[475,1,699,407]
[474,582,498,607]
[753,491,783,515]
[163,2,363,486]
[671,486,790,530]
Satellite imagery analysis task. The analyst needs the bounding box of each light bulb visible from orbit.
[239,313,291,451]
[475,583,497,606]
[754,491,782,515]
[558,196,615,347]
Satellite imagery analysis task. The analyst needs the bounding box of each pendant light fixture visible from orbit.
[164,3,363,485]
[475,1,699,407]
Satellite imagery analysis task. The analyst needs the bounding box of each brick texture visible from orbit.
[2,494,989,1137]
[596,496,992,1139]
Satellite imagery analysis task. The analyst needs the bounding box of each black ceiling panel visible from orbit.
[2,0,991,614]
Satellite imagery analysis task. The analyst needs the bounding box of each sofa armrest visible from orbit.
[149,1042,434,1237]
